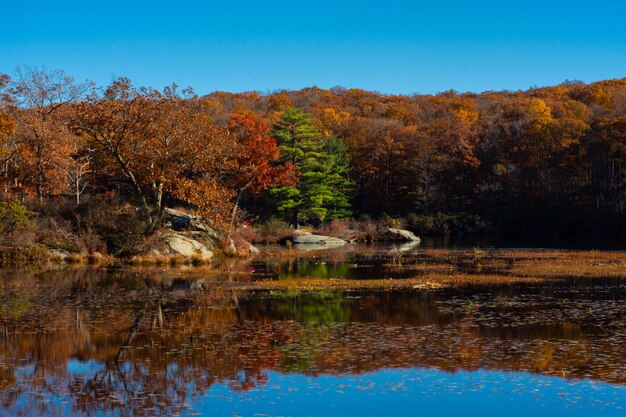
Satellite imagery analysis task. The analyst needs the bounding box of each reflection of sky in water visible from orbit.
[198,369,625,417]
[67,358,103,377]
[13,362,624,416]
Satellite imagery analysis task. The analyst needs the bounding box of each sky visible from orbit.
[1,0,626,95]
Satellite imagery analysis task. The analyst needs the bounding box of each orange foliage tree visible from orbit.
[71,79,238,228]
[225,114,296,237]
[4,67,92,201]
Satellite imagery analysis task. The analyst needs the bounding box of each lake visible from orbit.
[0,243,625,416]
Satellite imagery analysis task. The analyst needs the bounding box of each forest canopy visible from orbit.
[3,67,626,249]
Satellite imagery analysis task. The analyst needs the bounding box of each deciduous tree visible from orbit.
[5,67,92,201]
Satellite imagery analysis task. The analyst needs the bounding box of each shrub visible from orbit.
[251,217,294,243]
[0,244,49,265]
[317,219,359,241]
[0,199,35,237]
[70,196,150,256]
[36,217,84,253]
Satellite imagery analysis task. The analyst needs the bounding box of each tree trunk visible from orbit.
[112,152,153,223]
[75,176,80,205]
[154,181,164,212]
[226,198,240,244]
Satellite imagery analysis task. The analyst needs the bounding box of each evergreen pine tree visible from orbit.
[323,136,354,219]
[269,108,352,227]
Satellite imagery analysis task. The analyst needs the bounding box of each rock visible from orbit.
[48,248,70,260]
[293,229,312,237]
[182,231,214,249]
[383,228,421,243]
[233,239,260,255]
[293,234,347,246]
[154,233,213,259]
[163,208,218,238]
[225,239,261,256]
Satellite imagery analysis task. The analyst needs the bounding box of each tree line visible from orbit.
[0,67,352,253]
[3,67,626,244]
[204,77,626,236]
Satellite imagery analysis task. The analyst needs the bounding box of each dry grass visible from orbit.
[419,249,626,279]
[223,273,545,292]
[126,253,213,267]
[8,246,626,290]
[502,251,626,278]
[224,248,626,292]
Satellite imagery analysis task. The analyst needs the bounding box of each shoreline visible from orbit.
[2,247,626,293]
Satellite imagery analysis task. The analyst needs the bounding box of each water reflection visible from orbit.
[200,369,624,417]
[0,267,624,416]
[251,244,430,280]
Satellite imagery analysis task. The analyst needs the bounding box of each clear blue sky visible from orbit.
[2,1,626,95]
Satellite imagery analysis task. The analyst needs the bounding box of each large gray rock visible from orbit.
[293,229,312,237]
[163,208,217,238]
[153,233,213,260]
[293,234,347,246]
[383,228,421,243]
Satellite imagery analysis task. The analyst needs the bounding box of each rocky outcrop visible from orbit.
[150,232,213,260]
[293,234,347,246]
[163,208,218,238]
[160,208,259,259]
[48,248,70,260]
[382,228,421,243]
[293,229,312,237]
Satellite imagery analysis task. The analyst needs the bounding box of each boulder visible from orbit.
[152,233,213,260]
[163,208,217,238]
[224,238,261,256]
[293,234,347,246]
[293,229,312,237]
[48,248,70,260]
[237,239,260,255]
[383,228,421,243]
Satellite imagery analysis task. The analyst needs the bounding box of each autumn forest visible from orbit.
[2,67,626,257]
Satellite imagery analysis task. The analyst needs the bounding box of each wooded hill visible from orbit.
[2,67,626,253]
[203,78,626,236]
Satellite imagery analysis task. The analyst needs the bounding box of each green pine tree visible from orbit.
[323,136,354,219]
[269,108,352,227]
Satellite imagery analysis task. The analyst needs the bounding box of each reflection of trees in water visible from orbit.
[0,269,625,415]
[0,269,299,415]
[241,289,625,383]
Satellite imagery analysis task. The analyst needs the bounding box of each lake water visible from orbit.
[0,244,625,416]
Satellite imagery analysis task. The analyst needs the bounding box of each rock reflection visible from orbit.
[0,269,624,416]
